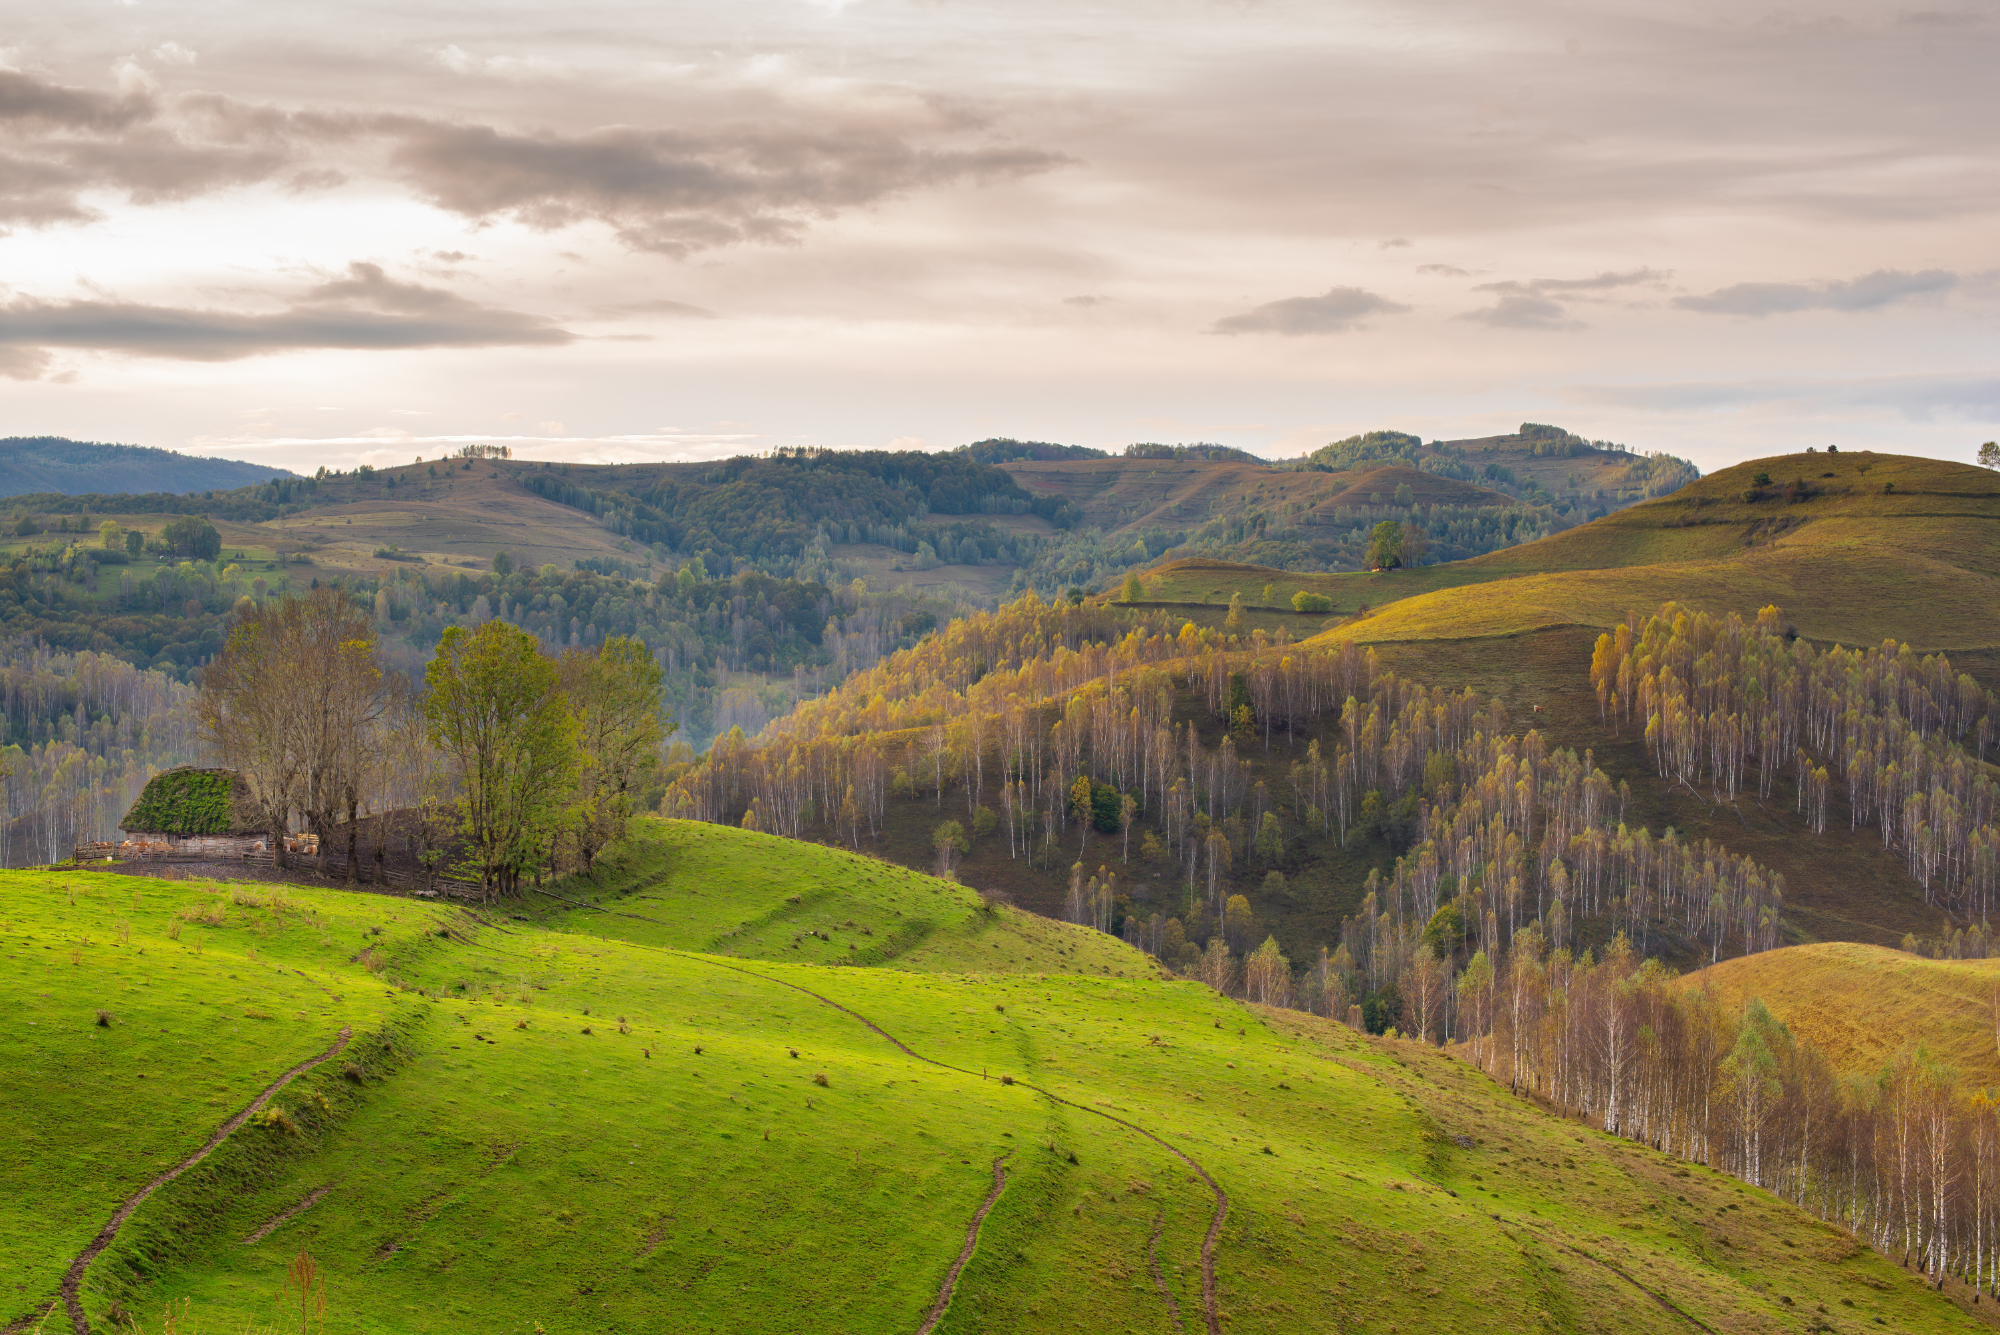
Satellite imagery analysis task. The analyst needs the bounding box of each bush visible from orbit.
[1291,591,1332,613]
[249,1106,298,1135]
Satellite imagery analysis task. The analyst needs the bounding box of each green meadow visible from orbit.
[2,822,1983,1333]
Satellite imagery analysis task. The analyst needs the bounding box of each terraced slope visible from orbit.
[1,826,1985,1334]
[1691,942,2000,1089]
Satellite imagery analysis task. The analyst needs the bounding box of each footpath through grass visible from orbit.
[2,825,1989,1334]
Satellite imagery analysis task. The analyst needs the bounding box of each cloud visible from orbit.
[1064,294,1111,307]
[590,298,718,320]
[1378,237,1411,249]
[1417,264,1470,277]
[1674,268,1959,316]
[151,42,198,66]
[1458,268,1671,329]
[1458,293,1579,330]
[1211,286,1410,335]
[0,67,1067,257]
[0,262,571,372]
[374,118,1068,256]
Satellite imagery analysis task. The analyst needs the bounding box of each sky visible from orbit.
[1,0,1996,475]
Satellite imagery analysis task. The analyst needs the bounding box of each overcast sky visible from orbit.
[1,0,1996,474]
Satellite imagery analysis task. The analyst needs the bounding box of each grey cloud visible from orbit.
[1417,264,1470,277]
[1457,293,1578,331]
[1675,268,1958,316]
[0,73,290,225]
[1064,294,1111,306]
[1212,286,1409,335]
[1459,268,1670,329]
[0,68,1067,256]
[591,298,717,320]
[0,70,149,131]
[375,119,1067,256]
[0,263,571,372]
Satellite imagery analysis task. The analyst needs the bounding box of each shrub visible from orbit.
[340,1062,367,1083]
[812,1072,829,1087]
[95,1009,113,1027]
[1291,591,1332,614]
[249,1107,298,1135]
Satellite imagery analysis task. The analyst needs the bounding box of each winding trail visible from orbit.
[536,888,1229,1335]
[54,1026,353,1335]
[915,1154,1012,1335]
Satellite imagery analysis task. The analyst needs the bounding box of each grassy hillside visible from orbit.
[1690,942,2000,1090]
[1278,451,2000,655]
[4,825,1979,1334]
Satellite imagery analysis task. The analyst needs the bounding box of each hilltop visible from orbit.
[4,821,1980,1334]
[0,438,292,497]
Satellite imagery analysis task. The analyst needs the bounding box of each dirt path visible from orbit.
[535,888,1231,1335]
[241,1185,334,1246]
[54,1026,354,1335]
[915,1154,1012,1335]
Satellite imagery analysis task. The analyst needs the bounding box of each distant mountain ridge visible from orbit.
[0,437,293,497]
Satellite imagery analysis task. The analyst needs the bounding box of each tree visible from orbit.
[125,529,144,557]
[198,587,389,874]
[492,550,514,576]
[162,514,223,561]
[98,520,123,551]
[424,621,579,897]
[1364,520,1402,570]
[1224,592,1245,635]
[1291,590,1332,613]
[1224,893,1259,952]
[558,636,669,871]
[933,820,968,878]
[1120,571,1144,603]
[1982,441,2000,470]
[1244,935,1292,1006]
[1398,523,1428,567]
[1253,811,1283,864]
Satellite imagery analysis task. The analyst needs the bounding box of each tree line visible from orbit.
[198,587,669,894]
[1451,927,2000,1297]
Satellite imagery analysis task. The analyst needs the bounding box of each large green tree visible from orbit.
[424,621,578,896]
[558,635,669,870]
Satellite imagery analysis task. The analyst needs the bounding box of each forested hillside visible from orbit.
[0,438,292,497]
[657,449,2000,1046]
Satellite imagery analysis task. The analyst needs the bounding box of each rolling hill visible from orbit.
[0,438,292,497]
[1689,942,2000,1090]
[4,820,1982,1334]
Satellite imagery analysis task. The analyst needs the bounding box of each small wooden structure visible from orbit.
[110,767,272,858]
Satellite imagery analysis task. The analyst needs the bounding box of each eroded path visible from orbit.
[50,1026,354,1335]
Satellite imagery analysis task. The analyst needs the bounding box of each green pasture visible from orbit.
[0,825,1983,1333]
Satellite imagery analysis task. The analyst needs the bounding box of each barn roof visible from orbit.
[119,767,263,837]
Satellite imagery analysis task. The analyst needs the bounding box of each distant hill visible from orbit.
[0,437,292,497]
[1688,942,2000,1089]
[956,438,1110,464]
